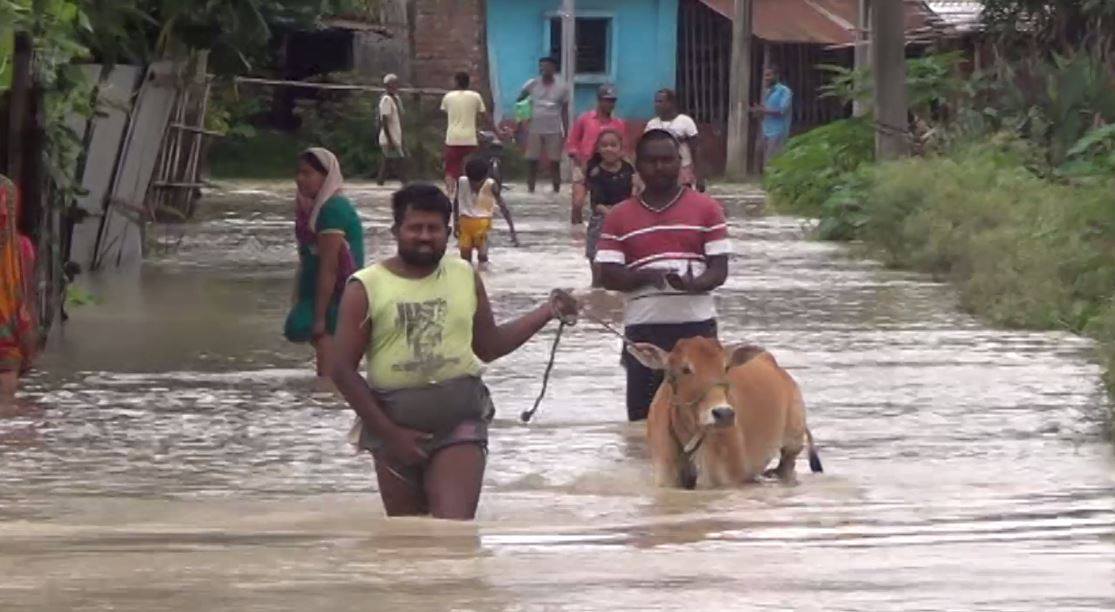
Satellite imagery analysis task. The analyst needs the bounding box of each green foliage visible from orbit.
[819,52,965,117]
[208,128,303,179]
[815,167,871,241]
[1058,123,1115,178]
[295,93,386,177]
[982,0,1115,50]
[762,117,874,217]
[295,88,445,178]
[78,0,367,72]
[830,141,1115,392]
[205,82,265,141]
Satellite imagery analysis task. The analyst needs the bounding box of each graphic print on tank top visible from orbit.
[393,299,461,377]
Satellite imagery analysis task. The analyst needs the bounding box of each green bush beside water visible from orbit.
[780,136,1115,395]
[763,118,874,217]
[858,142,1115,334]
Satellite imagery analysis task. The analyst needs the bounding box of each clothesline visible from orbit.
[233,76,450,97]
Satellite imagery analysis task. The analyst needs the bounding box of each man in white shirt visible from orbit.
[440,71,491,197]
[644,88,704,191]
[377,73,407,185]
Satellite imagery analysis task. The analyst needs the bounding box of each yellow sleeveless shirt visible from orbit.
[352,257,482,390]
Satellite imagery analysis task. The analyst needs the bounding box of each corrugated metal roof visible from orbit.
[697,0,943,44]
[925,1,984,32]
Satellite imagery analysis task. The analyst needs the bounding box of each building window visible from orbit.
[548,17,611,75]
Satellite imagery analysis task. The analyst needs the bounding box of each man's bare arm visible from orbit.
[471,273,555,363]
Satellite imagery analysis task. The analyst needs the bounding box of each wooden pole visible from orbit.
[561,0,576,130]
[854,0,872,117]
[560,0,576,185]
[871,0,909,159]
[725,0,753,180]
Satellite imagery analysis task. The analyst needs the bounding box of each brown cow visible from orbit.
[627,337,822,489]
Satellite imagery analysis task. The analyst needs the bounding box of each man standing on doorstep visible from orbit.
[517,56,570,194]
[595,129,730,422]
[441,71,490,198]
[566,84,626,225]
[752,65,793,172]
[645,89,705,192]
[377,73,407,185]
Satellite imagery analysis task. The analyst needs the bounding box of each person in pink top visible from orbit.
[566,84,625,225]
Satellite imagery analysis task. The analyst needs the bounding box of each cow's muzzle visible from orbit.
[710,406,735,427]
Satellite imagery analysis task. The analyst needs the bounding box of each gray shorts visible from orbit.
[525,132,564,161]
[585,211,607,260]
[353,375,494,455]
[761,135,787,167]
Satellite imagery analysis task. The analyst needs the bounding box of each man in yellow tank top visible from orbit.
[330,183,577,520]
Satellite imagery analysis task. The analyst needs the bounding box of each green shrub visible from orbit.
[844,141,1115,387]
[1059,123,1115,179]
[208,128,304,179]
[763,117,874,217]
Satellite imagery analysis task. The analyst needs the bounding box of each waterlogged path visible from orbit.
[1,181,1113,611]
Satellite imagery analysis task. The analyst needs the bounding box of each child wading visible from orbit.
[453,157,519,267]
[584,129,636,287]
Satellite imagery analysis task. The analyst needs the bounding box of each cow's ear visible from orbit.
[723,343,765,370]
[626,342,669,370]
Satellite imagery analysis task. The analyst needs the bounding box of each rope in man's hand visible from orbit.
[521,289,579,423]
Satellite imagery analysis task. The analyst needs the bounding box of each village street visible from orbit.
[0,183,1112,610]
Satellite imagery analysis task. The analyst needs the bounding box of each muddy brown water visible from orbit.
[1,182,1113,611]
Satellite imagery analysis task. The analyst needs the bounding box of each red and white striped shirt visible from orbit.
[594,188,730,325]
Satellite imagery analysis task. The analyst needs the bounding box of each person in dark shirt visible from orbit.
[584,128,637,287]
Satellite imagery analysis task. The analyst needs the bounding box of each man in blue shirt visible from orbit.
[752,66,792,172]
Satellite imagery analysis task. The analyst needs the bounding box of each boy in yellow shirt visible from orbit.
[453,157,519,266]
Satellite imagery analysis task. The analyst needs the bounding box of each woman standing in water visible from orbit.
[284,149,365,376]
[0,175,37,399]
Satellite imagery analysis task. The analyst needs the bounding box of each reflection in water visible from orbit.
[1,181,1113,611]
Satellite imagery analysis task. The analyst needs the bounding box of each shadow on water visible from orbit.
[1,180,1113,611]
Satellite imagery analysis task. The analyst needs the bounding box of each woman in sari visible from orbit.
[284,149,365,376]
[0,174,37,399]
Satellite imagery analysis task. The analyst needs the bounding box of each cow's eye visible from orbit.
[680,364,693,375]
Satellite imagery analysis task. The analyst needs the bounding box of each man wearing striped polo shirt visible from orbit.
[595,129,730,422]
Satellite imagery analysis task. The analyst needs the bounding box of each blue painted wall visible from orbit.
[486,0,678,122]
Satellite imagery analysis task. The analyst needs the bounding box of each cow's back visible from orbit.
[727,352,796,478]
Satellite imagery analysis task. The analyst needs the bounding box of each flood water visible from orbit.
[2,181,1113,611]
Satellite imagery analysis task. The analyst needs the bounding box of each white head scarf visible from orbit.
[298,148,344,229]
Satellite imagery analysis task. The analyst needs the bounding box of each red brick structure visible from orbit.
[411,0,490,99]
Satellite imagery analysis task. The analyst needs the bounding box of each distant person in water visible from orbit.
[517,56,570,194]
[752,65,793,173]
[454,156,519,267]
[377,73,407,185]
[583,128,636,287]
[645,89,705,192]
[440,71,489,198]
[330,183,578,520]
[284,148,365,377]
[566,83,625,225]
[0,174,38,400]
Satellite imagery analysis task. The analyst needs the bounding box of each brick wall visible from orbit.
[412,0,490,99]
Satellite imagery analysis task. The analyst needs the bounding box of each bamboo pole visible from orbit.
[234,76,449,97]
